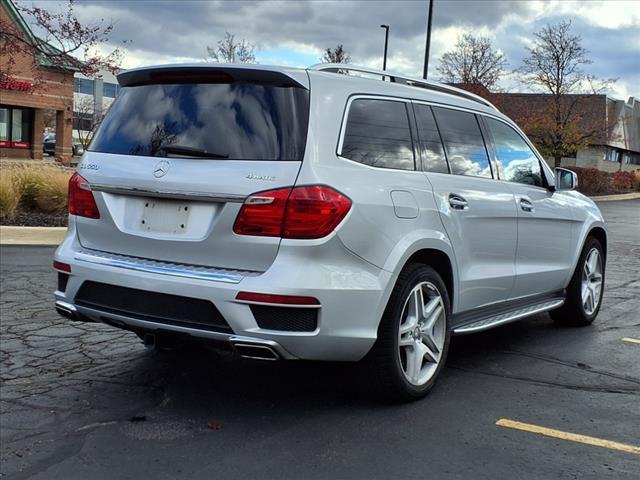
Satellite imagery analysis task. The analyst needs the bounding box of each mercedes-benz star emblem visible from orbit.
[153,160,170,178]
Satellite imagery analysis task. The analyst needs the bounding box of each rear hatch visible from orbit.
[76,65,310,272]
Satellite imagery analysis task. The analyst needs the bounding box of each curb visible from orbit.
[590,192,640,202]
[0,226,67,246]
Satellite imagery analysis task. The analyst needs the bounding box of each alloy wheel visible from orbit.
[398,282,446,386]
[581,248,603,316]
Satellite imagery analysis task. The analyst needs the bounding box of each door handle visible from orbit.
[519,198,534,213]
[448,193,468,210]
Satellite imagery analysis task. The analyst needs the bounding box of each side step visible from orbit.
[452,297,564,335]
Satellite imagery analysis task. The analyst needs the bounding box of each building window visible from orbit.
[0,106,32,148]
[0,108,8,146]
[74,78,94,95]
[103,82,118,98]
[605,148,621,162]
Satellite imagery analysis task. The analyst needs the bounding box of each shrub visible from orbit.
[0,164,73,219]
[566,167,612,196]
[0,172,20,219]
[611,171,640,192]
[11,166,47,209]
[34,169,70,214]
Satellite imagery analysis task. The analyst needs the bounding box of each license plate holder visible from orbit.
[140,200,191,234]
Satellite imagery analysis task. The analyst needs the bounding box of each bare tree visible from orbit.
[517,20,616,167]
[437,34,507,90]
[321,44,351,64]
[0,0,123,86]
[73,96,104,149]
[206,32,256,63]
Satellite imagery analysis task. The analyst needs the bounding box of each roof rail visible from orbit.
[308,63,498,111]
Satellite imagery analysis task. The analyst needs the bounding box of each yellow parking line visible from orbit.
[496,419,640,455]
[622,337,640,345]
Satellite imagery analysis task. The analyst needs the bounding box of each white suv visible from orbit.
[54,63,607,401]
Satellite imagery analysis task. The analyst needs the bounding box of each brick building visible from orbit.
[0,0,77,163]
[454,84,640,172]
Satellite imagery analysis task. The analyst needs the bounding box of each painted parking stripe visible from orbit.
[496,419,640,455]
[622,337,640,345]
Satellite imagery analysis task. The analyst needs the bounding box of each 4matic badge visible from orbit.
[246,173,276,182]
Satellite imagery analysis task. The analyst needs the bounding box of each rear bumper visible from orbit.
[54,222,393,361]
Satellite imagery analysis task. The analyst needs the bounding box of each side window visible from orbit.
[485,118,543,187]
[432,107,492,178]
[413,104,449,174]
[340,98,415,171]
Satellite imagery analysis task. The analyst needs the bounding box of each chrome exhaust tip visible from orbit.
[231,342,280,361]
[55,300,77,320]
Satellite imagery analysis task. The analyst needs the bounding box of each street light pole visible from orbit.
[380,24,389,71]
[423,0,434,79]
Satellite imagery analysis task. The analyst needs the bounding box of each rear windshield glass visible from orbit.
[89,83,309,161]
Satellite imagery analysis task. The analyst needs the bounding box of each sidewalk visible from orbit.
[0,226,67,245]
[591,192,640,202]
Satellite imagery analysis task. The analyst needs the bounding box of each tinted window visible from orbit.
[90,83,309,161]
[485,118,543,187]
[413,105,448,173]
[341,99,414,170]
[103,82,118,98]
[74,78,94,95]
[433,107,492,178]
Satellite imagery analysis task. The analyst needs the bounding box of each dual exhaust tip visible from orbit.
[56,301,282,361]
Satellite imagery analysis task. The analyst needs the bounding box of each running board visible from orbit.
[452,297,564,335]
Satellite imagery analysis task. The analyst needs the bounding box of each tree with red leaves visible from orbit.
[0,0,123,86]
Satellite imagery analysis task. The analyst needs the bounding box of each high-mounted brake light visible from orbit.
[69,173,100,219]
[236,291,320,305]
[233,185,351,239]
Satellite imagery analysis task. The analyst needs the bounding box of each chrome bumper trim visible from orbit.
[73,248,254,284]
[90,183,246,203]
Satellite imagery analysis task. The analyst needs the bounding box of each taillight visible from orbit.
[233,185,351,239]
[68,173,100,219]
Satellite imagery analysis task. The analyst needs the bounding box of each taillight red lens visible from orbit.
[233,187,291,237]
[233,185,351,239]
[283,186,351,239]
[68,173,100,219]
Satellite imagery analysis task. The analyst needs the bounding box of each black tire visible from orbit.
[364,263,451,402]
[550,236,605,326]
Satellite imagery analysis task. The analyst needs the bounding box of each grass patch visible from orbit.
[0,163,73,220]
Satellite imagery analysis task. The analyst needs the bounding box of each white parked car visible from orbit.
[54,63,606,401]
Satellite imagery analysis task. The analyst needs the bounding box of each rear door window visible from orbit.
[89,83,309,161]
[432,107,492,178]
[413,104,449,173]
[340,98,415,171]
[485,117,544,187]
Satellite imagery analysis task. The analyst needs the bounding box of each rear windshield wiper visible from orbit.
[160,145,229,159]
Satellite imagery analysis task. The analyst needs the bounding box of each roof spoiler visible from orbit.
[117,65,308,89]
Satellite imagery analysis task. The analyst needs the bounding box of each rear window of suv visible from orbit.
[89,83,309,161]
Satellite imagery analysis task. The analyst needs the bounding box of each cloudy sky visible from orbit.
[25,0,640,100]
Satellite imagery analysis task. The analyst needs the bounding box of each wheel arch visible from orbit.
[379,232,459,318]
[587,226,607,262]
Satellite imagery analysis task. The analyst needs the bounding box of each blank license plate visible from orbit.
[141,200,191,234]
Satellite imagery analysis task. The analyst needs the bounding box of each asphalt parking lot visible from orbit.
[1,200,639,479]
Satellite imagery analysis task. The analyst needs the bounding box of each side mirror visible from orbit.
[555,168,578,191]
